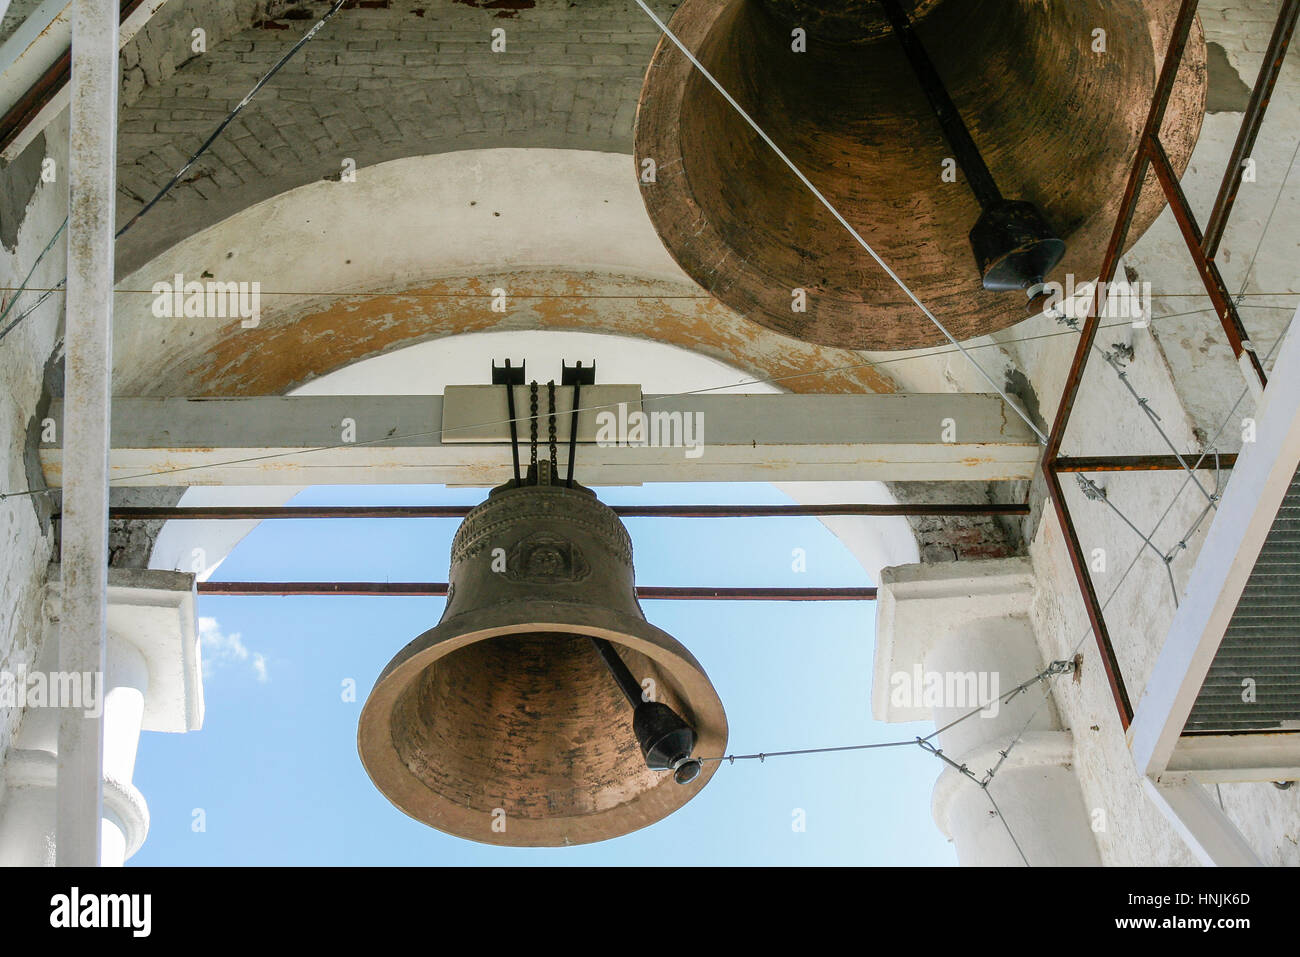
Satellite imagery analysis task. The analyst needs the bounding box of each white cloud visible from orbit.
[199,616,269,683]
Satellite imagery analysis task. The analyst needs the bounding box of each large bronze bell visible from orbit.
[634,0,1207,350]
[358,481,728,847]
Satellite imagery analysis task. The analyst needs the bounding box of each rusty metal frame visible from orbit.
[197,582,878,600]
[0,0,152,156]
[1041,0,1297,730]
[1053,454,1237,473]
[93,502,1029,521]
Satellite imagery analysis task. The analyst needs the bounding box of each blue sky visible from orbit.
[131,481,956,866]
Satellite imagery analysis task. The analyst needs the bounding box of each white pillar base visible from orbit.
[875,558,1101,866]
[0,568,202,866]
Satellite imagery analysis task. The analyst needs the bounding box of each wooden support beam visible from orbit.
[40,393,1041,486]
[0,0,167,160]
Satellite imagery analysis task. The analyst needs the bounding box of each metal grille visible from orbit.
[1184,466,1300,733]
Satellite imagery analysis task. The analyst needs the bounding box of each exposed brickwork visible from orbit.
[116,0,666,273]
[890,481,1024,564]
[105,489,188,569]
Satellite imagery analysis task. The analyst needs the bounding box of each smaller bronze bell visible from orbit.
[358,480,728,847]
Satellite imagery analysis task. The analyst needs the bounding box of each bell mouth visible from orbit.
[358,608,727,847]
[672,757,704,785]
[391,631,675,819]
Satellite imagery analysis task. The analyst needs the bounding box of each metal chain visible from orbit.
[528,381,539,472]
[547,380,558,475]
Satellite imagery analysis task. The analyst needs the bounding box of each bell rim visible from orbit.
[358,601,728,847]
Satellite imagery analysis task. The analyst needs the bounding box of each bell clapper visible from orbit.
[590,636,702,785]
[876,0,1066,293]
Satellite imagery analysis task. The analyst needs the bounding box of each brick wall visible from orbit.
[116,0,667,273]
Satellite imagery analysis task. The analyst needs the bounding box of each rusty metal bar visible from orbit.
[197,582,878,600]
[1043,467,1134,728]
[1041,135,1147,461]
[1037,0,1203,732]
[1053,454,1237,473]
[636,586,877,601]
[0,49,70,157]
[1042,0,1201,466]
[97,502,1030,521]
[878,0,1003,210]
[1203,0,1300,259]
[200,582,453,597]
[1148,136,1268,388]
[0,1,150,156]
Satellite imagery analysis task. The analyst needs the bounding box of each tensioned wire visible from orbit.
[1034,111,1300,592]
[1026,121,1300,599]
[982,131,1300,793]
[910,253,1299,859]
[969,317,1296,828]
[871,318,1278,858]
[0,0,1291,497]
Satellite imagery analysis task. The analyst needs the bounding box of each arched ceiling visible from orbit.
[116,0,664,274]
[113,149,898,397]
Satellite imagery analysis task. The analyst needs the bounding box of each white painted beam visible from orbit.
[0,1,74,115]
[55,0,117,868]
[0,0,169,162]
[1128,305,1300,780]
[1141,779,1263,867]
[40,392,1042,487]
[1164,733,1300,784]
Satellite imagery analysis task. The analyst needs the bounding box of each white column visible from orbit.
[0,570,204,866]
[57,0,120,867]
[99,636,149,867]
[874,558,1101,866]
[0,630,151,867]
